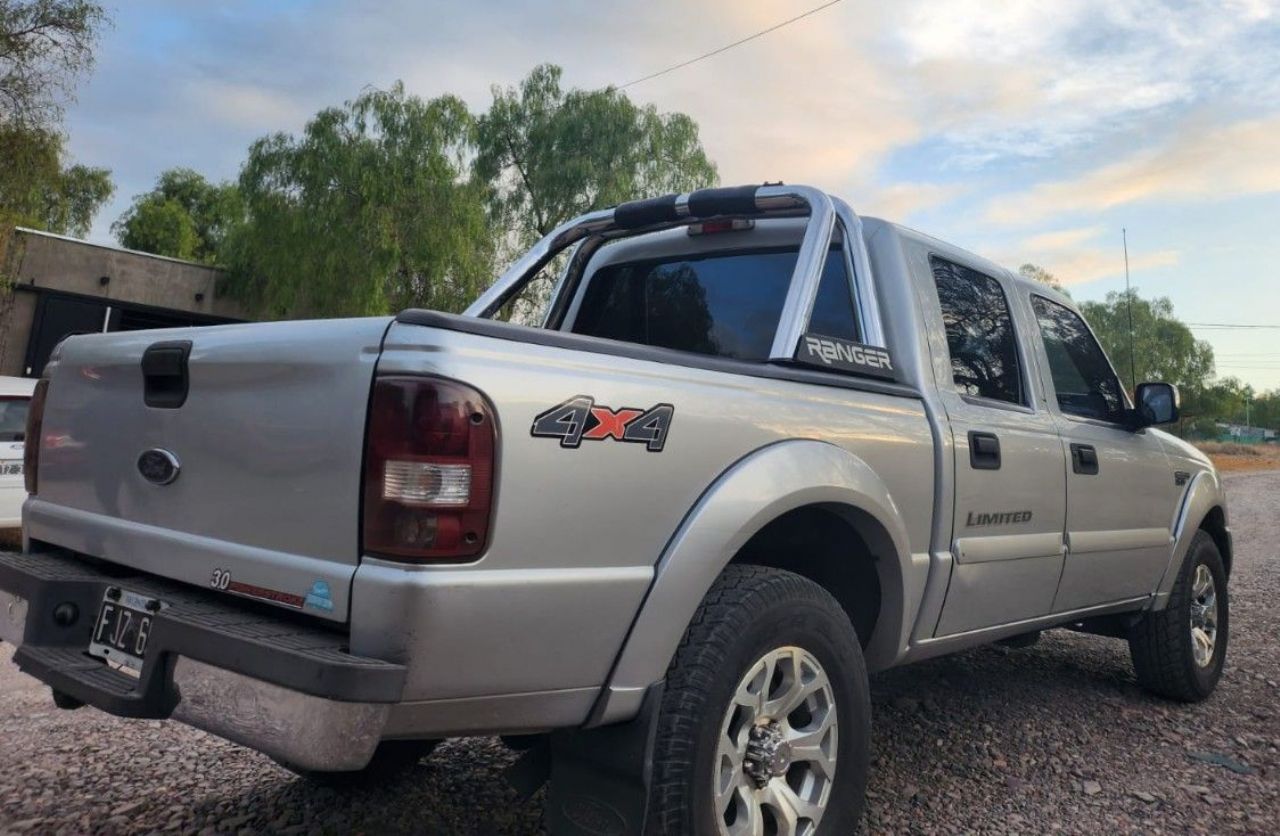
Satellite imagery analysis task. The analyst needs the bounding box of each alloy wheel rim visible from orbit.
[714,646,837,836]
[1189,563,1219,668]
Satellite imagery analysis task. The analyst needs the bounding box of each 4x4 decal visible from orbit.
[531,396,674,452]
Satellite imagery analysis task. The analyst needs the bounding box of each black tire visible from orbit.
[647,565,871,835]
[1129,531,1229,702]
[276,739,440,785]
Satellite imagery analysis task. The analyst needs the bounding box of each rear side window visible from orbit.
[1032,295,1126,423]
[0,397,29,442]
[931,258,1024,405]
[571,247,858,361]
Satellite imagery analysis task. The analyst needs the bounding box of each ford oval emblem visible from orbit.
[137,449,180,485]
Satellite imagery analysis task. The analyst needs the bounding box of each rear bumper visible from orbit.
[0,548,406,771]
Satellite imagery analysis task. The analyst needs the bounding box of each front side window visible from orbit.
[571,247,858,361]
[931,257,1024,405]
[1032,295,1126,423]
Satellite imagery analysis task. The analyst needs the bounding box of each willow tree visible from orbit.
[113,168,242,264]
[224,83,495,319]
[1079,289,1216,411]
[1,1,112,238]
[476,64,719,250]
[0,121,111,235]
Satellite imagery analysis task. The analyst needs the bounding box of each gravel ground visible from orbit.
[2,471,1277,834]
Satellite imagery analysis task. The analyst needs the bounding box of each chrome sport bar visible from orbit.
[463,184,886,356]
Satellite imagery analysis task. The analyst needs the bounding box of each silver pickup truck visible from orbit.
[0,185,1230,835]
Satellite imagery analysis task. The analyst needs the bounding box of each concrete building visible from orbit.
[0,227,246,377]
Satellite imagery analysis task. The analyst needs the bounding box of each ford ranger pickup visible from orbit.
[0,184,1231,835]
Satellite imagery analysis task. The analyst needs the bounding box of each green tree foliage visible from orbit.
[113,168,241,263]
[0,0,107,126]
[1078,288,1217,417]
[223,65,720,319]
[114,197,198,259]
[475,64,718,249]
[0,121,110,235]
[1,2,111,238]
[223,83,494,318]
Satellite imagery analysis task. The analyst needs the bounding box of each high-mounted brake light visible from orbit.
[24,379,49,495]
[362,376,496,562]
[687,218,755,236]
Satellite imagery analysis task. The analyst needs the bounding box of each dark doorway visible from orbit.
[21,289,237,377]
[23,294,107,377]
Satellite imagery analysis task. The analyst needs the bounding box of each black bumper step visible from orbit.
[0,549,406,718]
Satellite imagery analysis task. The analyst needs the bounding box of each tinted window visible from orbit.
[572,247,858,360]
[1032,295,1126,422]
[931,258,1023,404]
[0,397,29,442]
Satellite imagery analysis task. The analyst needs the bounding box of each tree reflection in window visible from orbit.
[1032,295,1126,422]
[572,248,856,361]
[931,258,1024,405]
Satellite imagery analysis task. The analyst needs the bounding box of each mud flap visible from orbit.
[545,684,664,836]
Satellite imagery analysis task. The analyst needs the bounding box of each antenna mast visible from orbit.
[1123,228,1136,389]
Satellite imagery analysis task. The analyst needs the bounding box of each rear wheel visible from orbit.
[1129,531,1228,702]
[647,565,870,835]
[275,739,440,785]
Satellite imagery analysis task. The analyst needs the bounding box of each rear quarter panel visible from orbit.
[351,322,934,701]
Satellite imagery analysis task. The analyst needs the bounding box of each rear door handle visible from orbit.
[1071,443,1099,475]
[968,431,1001,470]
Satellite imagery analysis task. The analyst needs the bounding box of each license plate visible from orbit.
[0,461,21,476]
[88,589,164,672]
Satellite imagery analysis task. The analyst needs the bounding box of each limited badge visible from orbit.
[531,396,674,452]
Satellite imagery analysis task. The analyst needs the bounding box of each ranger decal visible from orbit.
[531,396,674,452]
[796,333,896,380]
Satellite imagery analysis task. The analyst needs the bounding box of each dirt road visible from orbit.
[2,472,1277,834]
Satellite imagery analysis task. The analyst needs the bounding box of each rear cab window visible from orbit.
[569,244,859,361]
[930,257,1025,406]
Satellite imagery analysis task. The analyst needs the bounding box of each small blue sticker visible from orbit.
[304,580,334,612]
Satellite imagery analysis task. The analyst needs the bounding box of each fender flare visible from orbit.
[1153,469,1230,609]
[589,439,915,726]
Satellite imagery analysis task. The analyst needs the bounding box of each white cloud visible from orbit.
[860,182,966,220]
[189,80,307,132]
[887,0,1280,161]
[1007,225,1179,285]
[986,115,1280,224]
[1019,226,1104,252]
[63,0,1280,247]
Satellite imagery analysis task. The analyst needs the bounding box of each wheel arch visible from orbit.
[589,439,916,726]
[1155,469,1232,608]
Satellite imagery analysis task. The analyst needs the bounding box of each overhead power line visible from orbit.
[1188,322,1280,329]
[617,0,845,90]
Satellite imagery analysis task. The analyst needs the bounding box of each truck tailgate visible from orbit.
[25,317,394,622]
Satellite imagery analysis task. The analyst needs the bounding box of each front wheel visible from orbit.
[1129,530,1229,702]
[647,565,870,835]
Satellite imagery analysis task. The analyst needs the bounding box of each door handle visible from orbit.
[1071,443,1099,475]
[968,431,1001,470]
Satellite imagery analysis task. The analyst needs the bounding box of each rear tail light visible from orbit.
[362,376,496,562]
[24,379,49,495]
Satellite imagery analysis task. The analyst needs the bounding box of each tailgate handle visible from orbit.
[141,341,192,409]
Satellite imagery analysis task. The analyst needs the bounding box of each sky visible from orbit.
[61,0,1280,390]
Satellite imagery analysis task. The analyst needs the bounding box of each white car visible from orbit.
[0,376,36,528]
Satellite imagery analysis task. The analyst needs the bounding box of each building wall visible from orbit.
[0,228,248,376]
